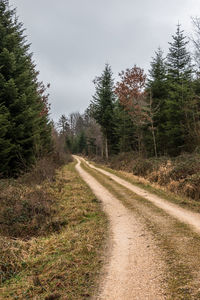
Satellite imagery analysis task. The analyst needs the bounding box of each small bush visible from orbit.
[169,155,200,181]
[183,173,200,200]
[132,158,154,176]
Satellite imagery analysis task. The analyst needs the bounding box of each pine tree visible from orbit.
[91,64,116,158]
[165,24,193,155]
[148,47,167,100]
[0,104,12,174]
[57,114,70,135]
[115,101,137,152]
[167,24,192,82]
[147,48,168,155]
[0,1,51,175]
[77,131,87,154]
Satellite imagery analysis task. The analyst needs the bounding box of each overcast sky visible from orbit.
[9,0,200,122]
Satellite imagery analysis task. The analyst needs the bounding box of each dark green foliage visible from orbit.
[57,114,70,135]
[115,101,137,152]
[146,48,168,155]
[78,131,87,154]
[167,24,192,82]
[164,25,194,155]
[0,1,52,176]
[91,64,117,157]
[0,104,12,173]
[67,131,88,155]
[147,25,195,156]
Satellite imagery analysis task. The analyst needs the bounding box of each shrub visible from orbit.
[132,158,154,177]
[169,155,200,181]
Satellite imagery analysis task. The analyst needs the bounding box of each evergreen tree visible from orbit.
[148,47,167,101]
[147,48,168,155]
[77,131,87,154]
[165,24,193,155]
[0,104,12,174]
[57,114,70,135]
[115,101,137,152]
[0,1,51,175]
[91,64,116,158]
[167,24,192,82]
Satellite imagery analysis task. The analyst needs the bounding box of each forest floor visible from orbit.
[75,156,200,300]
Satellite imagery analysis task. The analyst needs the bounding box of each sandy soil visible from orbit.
[81,157,200,235]
[75,157,166,300]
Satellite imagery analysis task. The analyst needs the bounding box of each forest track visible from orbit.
[74,156,200,299]
[81,157,200,235]
[74,156,166,300]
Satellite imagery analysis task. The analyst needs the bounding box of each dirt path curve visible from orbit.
[81,157,200,234]
[75,156,166,300]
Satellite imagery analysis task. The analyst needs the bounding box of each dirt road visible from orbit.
[74,156,200,300]
[81,157,200,235]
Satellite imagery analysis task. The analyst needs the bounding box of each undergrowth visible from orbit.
[92,152,200,201]
[0,161,107,299]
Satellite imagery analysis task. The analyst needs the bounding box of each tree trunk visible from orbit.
[105,136,108,159]
[101,145,104,158]
[149,89,157,157]
[151,123,158,158]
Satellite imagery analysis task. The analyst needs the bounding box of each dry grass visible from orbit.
[89,152,200,202]
[0,162,107,299]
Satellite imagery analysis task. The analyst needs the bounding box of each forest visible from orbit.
[58,20,200,162]
[1,0,200,177]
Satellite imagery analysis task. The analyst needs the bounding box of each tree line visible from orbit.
[59,21,200,159]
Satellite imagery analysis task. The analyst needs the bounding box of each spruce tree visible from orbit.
[167,24,192,82]
[0,1,51,175]
[165,24,193,155]
[147,48,168,155]
[115,101,137,152]
[57,114,70,135]
[77,131,87,154]
[0,104,12,174]
[148,47,167,101]
[91,64,116,158]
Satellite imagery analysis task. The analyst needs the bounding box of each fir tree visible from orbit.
[0,104,12,174]
[57,114,70,135]
[77,131,87,154]
[147,48,168,155]
[167,24,192,82]
[115,101,137,152]
[165,24,194,155]
[91,64,116,158]
[0,0,51,175]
